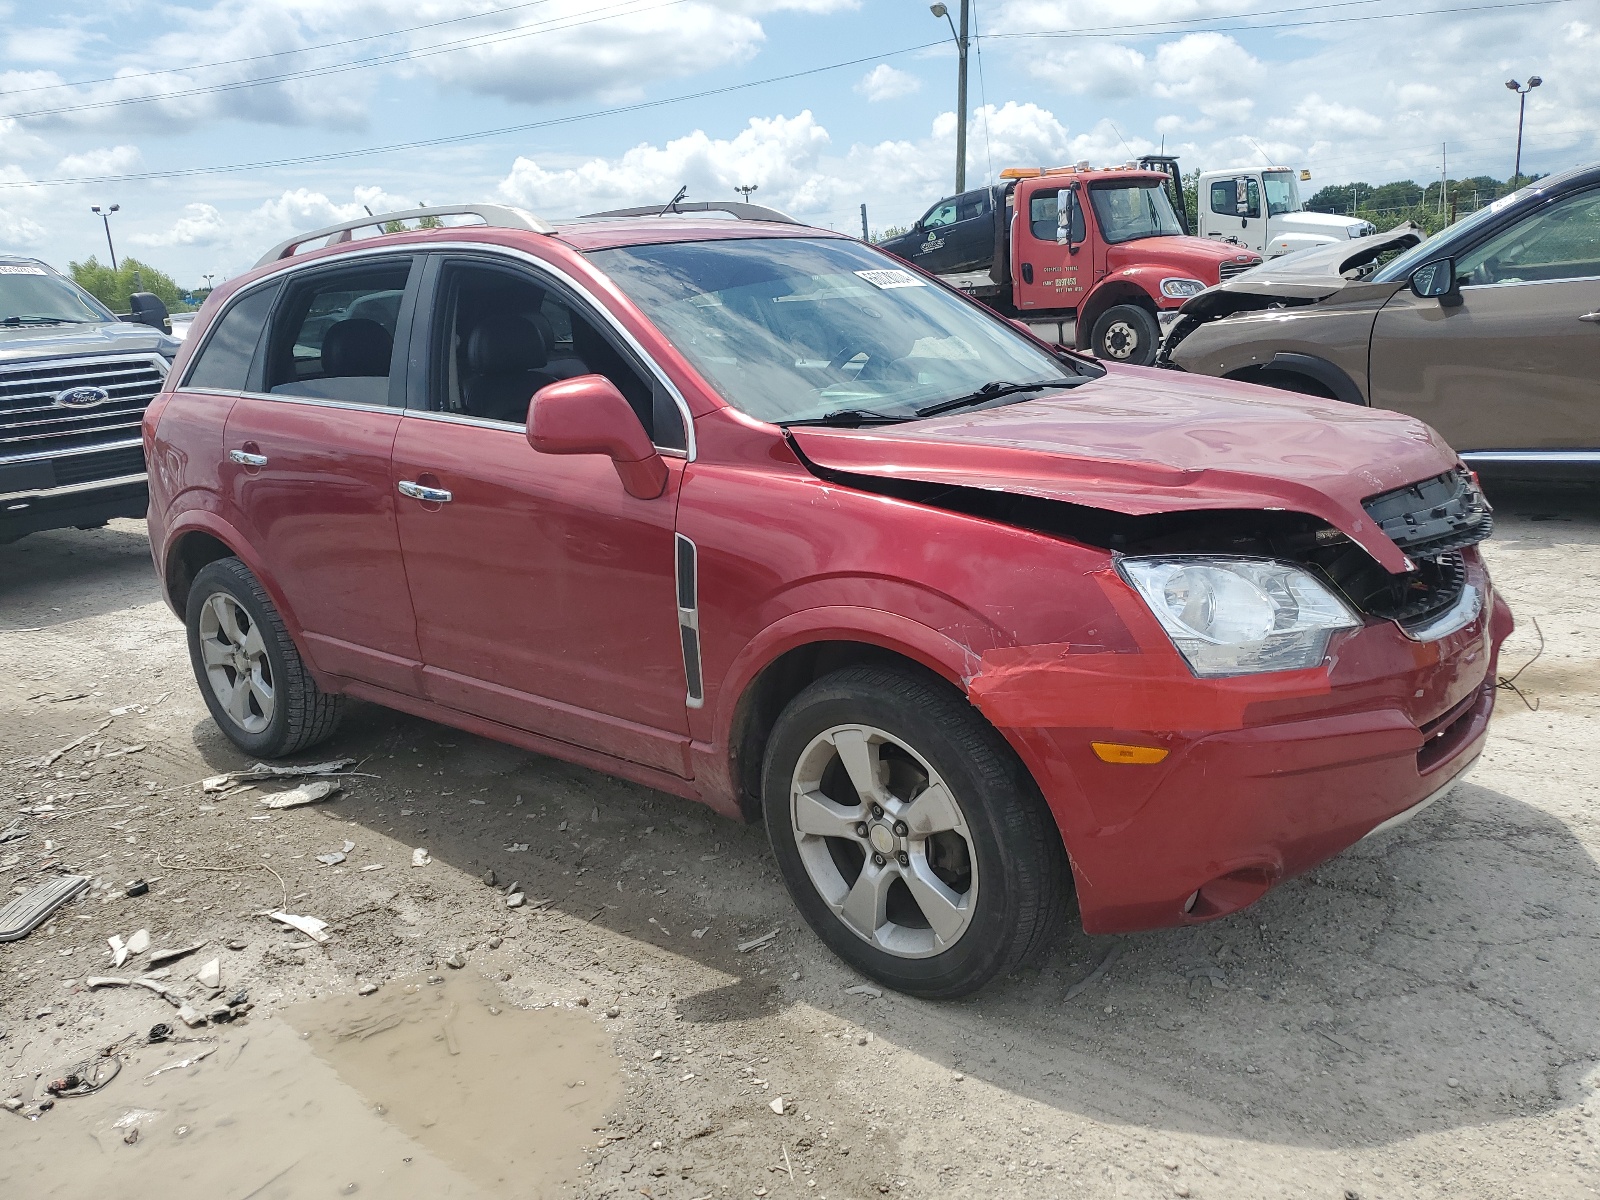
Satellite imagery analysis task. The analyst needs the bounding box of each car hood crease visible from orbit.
[787,369,1461,574]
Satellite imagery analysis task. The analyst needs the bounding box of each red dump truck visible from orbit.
[880,156,1263,365]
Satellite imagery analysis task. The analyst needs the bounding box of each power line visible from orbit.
[0,40,948,190]
[2,0,694,122]
[0,0,561,99]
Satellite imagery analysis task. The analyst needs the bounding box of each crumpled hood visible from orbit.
[1175,222,1427,322]
[0,318,176,364]
[788,366,1460,573]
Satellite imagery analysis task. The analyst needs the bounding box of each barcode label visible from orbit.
[854,269,926,290]
[0,264,48,275]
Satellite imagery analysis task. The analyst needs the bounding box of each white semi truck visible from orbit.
[1196,167,1376,258]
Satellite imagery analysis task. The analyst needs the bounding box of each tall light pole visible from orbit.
[930,2,970,193]
[203,274,215,291]
[1505,76,1542,185]
[90,204,120,271]
[734,184,758,202]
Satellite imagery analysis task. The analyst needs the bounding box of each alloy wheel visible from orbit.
[196,591,275,735]
[789,723,978,958]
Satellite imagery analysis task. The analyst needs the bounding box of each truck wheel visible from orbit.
[185,557,343,758]
[1090,304,1160,365]
[762,665,1069,998]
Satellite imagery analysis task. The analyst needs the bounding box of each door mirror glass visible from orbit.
[527,373,667,499]
[1410,258,1458,300]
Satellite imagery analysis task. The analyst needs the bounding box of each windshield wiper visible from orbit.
[914,378,1081,419]
[1,315,80,326]
[781,408,910,428]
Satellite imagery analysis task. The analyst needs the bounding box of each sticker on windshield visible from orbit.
[0,264,47,275]
[854,269,927,290]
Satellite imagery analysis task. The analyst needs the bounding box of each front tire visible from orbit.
[762,665,1069,998]
[1090,303,1160,365]
[185,557,343,758]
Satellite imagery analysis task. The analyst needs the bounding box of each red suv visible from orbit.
[145,203,1510,997]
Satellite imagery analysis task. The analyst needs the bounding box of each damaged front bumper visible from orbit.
[969,558,1512,934]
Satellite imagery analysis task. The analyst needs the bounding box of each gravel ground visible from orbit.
[2,482,1598,1199]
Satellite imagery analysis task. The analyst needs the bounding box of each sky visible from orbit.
[1,0,1595,290]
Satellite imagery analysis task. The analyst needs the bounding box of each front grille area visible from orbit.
[0,355,167,461]
[50,444,147,487]
[1362,468,1493,558]
[1217,258,1261,282]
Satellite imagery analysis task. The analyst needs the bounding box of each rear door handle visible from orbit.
[228,449,268,467]
[1579,311,1600,324]
[397,480,453,503]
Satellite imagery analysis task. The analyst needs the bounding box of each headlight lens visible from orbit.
[1160,277,1207,299]
[1117,557,1360,677]
[1348,221,1376,238]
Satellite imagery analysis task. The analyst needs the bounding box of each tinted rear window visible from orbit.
[185,283,280,391]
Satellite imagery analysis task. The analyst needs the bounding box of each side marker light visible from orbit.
[1091,742,1169,765]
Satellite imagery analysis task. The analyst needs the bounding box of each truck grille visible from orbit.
[1217,258,1260,282]
[0,355,167,461]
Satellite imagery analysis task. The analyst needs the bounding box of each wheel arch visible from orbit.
[161,514,309,646]
[1225,352,1366,405]
[1075,279,1161,351]
[709,609,983,821]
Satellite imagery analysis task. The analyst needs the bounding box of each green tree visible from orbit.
[69,256,191,313]
[1181,168,1200,235]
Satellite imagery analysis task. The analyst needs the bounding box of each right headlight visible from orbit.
[1117,556,1360,677]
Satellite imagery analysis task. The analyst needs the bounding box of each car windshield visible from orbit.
[1263,172,1301,217]
[1373,183,1537,283]
[1089,182,1184,244]
[588,237,1085,424]
[0,264,113,324]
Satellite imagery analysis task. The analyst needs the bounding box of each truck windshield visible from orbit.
[1088,182,1183,244]
[1263,172,1302,216]
[0,264,114,325]
[589,237,1080,425]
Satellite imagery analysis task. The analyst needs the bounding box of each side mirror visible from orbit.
[1409,258,1462,307]
[527,374,668,500]
[128,291,170,332]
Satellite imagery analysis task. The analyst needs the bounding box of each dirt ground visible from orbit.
[2,482,1598,1200]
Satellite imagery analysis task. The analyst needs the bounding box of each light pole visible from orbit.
[734,184,758,202]
[1505,76,1542,185]
[930,2,970,193]
[90,204,120,271]
[203,274,215,291]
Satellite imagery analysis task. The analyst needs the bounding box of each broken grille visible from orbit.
[0,354,168,461]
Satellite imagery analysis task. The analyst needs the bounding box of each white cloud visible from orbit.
[54,144,141,178]
[855,64,921,102]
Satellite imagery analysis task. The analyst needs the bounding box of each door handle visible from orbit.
[1579,311,1600,324]
[397,480,453,503]
[228,449,268,467]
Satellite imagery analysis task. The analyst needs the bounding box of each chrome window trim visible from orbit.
[1,471,146,504]
[397,407,689,457]
[225,390,400,416]
[0,435,146,467]
[1459,271,1600,291]
[1461,450,1600,463]
[230,239,697,461]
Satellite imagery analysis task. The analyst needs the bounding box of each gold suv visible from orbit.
[1164,162,1600,479]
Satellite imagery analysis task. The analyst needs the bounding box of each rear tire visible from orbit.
[762,665,1069,998]
[1090,303,1160,366]
[185,557,343,758]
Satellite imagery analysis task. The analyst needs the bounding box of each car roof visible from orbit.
[551,215,839,252]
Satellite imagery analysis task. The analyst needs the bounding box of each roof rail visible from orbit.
[579,200,800,225]
[253,204,554,268]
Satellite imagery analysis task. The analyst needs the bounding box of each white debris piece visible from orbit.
[108,934,128,968]
[259,780,341,809]
[202,757,357,793]
[769,1097,786,1114]
[411,848,431,867]
[316,851,346,866]
[269,912,330,943]
[196,958,221,989]
[148,1047,216,1077]
[844,984,883,998]
[738,929,780,953]
[86,976,131,988]
[127,928,149,956]
[506,892,525,908]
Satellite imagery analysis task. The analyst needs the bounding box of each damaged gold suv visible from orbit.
[1164,162,1600,479]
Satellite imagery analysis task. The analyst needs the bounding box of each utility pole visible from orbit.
[1505,76,1542,185]
[860,203,869,240]
[1439,142,1447,217]
[90,204,120,271]
[930,2,970,193]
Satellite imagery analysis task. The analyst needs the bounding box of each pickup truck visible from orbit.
[1,255,177,542]
[879,158,1262,366]
[1196,166,1375,258]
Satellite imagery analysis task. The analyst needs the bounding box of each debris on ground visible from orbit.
[1063,940,1128,1001]
[149,942,205,968]
[201,757,358,793]
[125,879,149,897]
[412,848,431,867]
[269,912,330,943]
[260,779,342,809]
[317,841,355,866]
[844,984,883,999]
[147,1046,216,1078]
[197,958,221,989]
[737,929,779,953]
[769,1097,787,1114]
[0,875,90,942]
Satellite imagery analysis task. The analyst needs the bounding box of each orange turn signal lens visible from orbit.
[1091,741,1169,765]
